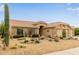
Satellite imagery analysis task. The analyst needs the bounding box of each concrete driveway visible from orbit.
[45,47,79,55]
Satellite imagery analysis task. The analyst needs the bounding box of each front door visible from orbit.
[39,26,44,36]
[62,29,66,37]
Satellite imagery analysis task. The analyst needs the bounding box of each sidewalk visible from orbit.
[45,47,79,55]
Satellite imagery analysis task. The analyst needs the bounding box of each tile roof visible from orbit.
[10,19,35,28]
[10,19,73,28]
[47,22,69,27]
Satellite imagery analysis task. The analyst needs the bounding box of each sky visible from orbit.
[0,3,79,27]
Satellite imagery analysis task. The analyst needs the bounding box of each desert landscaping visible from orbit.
[0,37,79,55]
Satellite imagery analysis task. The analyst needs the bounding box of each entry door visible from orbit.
[39,26,44,36]
[62,30,66,37]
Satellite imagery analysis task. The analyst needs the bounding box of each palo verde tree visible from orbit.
[3,3,10,48]
[75,28,79,36]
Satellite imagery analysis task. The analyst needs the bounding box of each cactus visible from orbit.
[3,3,10,49]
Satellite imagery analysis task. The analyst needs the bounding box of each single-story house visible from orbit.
[10,20,74,38]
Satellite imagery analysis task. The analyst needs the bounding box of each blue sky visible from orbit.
[0,3,79,27]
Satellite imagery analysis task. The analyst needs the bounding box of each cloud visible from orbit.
[0,5,4,12]
[66,3,72,6]
[67,7,79,11]
[66,7,79,16]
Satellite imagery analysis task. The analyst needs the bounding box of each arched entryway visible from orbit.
[39,26,44,36]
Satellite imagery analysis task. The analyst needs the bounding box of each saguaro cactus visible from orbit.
[3,4,9,48]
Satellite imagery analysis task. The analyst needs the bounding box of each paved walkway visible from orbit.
[45,47,79,55]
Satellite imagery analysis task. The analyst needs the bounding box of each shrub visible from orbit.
[60,37,63,39]
[75,38,78,40]
[31,39,35,41]
[35,40,40,44]
[48,39,52,42]
[48,35,52,38]
[10,46,17,49]
[13,35,24,38]
[23,40,29,43]
[54,39,59,42]
[40,37,45,40]
[19,45,26,48]
[32,34,39,38]
[75,28,79,36]
[40,36,45,40]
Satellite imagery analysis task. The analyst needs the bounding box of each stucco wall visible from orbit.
[10,22,74,38]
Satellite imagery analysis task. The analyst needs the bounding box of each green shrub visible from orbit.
[13,35,24,38]
[75,38,78,40]
[48,39,52,42]
[23,40,29,43]
[48,35,52,38]
[19,45,26,48]
[35,40,40,44]
[75,28,79,36]
[31,39,35,41]
[32,34,39,38]
[54,39,59,42]
[40,37,44,40]
[60,37,63,39]
[10,46,17,49]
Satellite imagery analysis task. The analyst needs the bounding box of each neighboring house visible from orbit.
[10,20,74,38]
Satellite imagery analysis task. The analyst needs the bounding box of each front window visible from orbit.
[32,28,36,34]
[17,29,23,35]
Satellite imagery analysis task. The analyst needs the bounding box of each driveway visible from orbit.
[45,47,79,55]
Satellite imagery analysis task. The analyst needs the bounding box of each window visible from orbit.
[17,29,23,35]
[32,28,37,34]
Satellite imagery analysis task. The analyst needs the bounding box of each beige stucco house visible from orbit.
[10,20,74,38]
